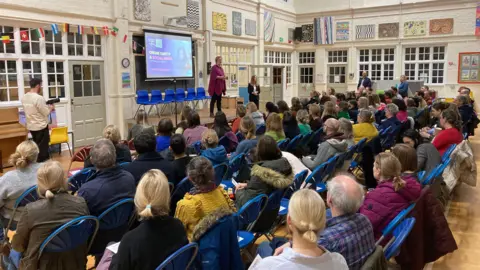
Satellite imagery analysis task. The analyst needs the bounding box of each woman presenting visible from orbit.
[248,75,260,108]
[208,56,227,117]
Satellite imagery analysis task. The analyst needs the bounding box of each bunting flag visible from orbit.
[1,36,10,44]
[51,24,59,35]
[62,23,69,33]
[103,26,109,36]
[132,40,137,50]
[20,30,29,42]
[92,26,99,35]
[111,27,119,37]
[36,28,45,39]
[123,34,128,43]
[78,25,84,35]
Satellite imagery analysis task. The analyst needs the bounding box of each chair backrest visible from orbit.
[235,194,268,229]
[442,144,456,163]
[376,203,415,245]
[192,141,202,155]
[156,243,198,270]
[422,164,442,186]
[293,170,309,191]
[68,167,96,193]
[97,198,135,230]
[285,134,303,152]
[213,163,228,185]
[298,132,313,148]
[71,146,92,163]
[265,188,284,212]
[136,90,149,102]
[196,87,205,96]
[304,162,328,188]
[218,136,230,152]
[417,171,426,182]
[4,185,39,232]
[38,216,99,258]
[164,89,175,101]
[277,139,290,151]
[150,90,163,102]
[50,127,68,142]
[224,153,246,180]
[186,88,196,99]
[175,89,186,99]
[255,124,266,135]
[384,217,416,260]
[323,154,340,179]
[235,132,245,143]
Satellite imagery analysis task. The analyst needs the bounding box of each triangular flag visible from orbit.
[123,34,128,43]
[1,36,10,44]
[36,28,45,39]
[78,25,84,35]
[62,23,69,33]
[20,30,29,42]
[92,26,99,35]
[51,24,58,35]
[102,26,109,36]
[111,27,118,37]
[132,41,137,50]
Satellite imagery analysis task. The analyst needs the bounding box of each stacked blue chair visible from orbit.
[2,185,38,238]
[147,90,163,117]
[155,243,198,270]
[304,162,328,193]
[279,170,309,216]
[68,167,96,193]
[213,163,228,186]
[174,89,186,113]
[285,134,303,153]
[236,195,268,251]
[184,88,197,109]
[222,154,246,189]
[256,124,266,135]
[384,217,416,260]
[134,90,150,118]
[442,144,456,163]
[194,87,208,108]
[376,203,415,245]
[277,139,290,151]
[162,89,175,115]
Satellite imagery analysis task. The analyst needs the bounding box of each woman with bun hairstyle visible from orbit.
[175,157,236,240]
[431,109,464,156]
[359,153,421,239]
[7,161,89,270]
[105,169,188,270]
[0,141,41,228]
[252,189,348,269]
[84,125,131,168]
[200,129,228,166]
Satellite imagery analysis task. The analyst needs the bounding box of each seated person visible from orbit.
[0,141,41,228]
[170,134,192,186]
[277,100,290,119]
[337,101,350,120]
[353,109,379,143]
[232,105,246,133]
[200,129,228,166]
[392,144,420,183]
[253,189,348,269]
[282,111,300,140]
[265,102,279,119]
[104,170,188,270]
[392,98,408,122]
[402,129,441,175]
[247,102,265,127]
[291,97,303,117]
[321,101,338,123]
[213,111,238,153]
[235,135,293,208]
[415,90,428,109]
[302,119,348,170]
[127,110,154,140]
[183,112,208,146]
[122,131,174,185]
[308,104,323,131]
[175,157,236,240]
[232,116,258,158]
[390,86,403,99]
[359,153,422,239]
[8,161,89,270]
[406,98,419,118]
[378,103,401,131]
[431,109,464,156]
[264,113,286,142]
[156,118,174,152]
[338,118,355,148]
[456,95,473,132]
[296,109,312,135]
[84,125,132,168]
[175,106,193,134]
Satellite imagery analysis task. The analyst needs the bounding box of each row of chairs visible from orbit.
[418,143,456,186]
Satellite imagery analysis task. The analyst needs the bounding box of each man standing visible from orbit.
[357,71,372,90]
[21,78,52,162]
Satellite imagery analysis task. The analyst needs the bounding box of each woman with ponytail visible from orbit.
[431,109,464,155]
[8,161,88,270]
[359,152,422,240]
[104,169,188,270]
[232,116,258,158]
[252,189,348,269]
[0,141,41,228]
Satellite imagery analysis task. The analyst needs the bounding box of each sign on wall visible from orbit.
[336,22,350,41]
[212,12,227,31]
[458,52,480,84]
[404,21,427,36]
[429,18,454,35]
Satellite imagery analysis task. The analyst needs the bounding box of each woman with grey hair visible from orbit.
[353,109,379,144]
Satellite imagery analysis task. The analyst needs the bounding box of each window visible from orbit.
[45,30,63,55]
[87,34,102,57]
[67,33,83,56]
[22,61,42,87]
[299,52,315,64]
[0,60,18,101]
[47,61,65,98]
[358,48,395,80]
[264,50,293,84]
[300,67,314,84]
[286,66,291,84]
[328,66,346,84]
[328,50,348,63]
[403,46,446,84]
[0,25,15,53]
[216,45,253,89]
[20,28,40,54]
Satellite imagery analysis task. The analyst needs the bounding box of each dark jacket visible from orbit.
[247,83,260,104]
[201,146,228,166]
[309,117,323,132]
[283,123,300,140]
[357,77,372,89]
[417,143,441,175]
[458,104,473,131]
[349,109,359,122]
[171,156,192,186]
[379,116,401,132]
[84,144,132,168]
[122,152,175,185]
[11,193,89,270]
[109,216,188,270]
[235,157,294,208]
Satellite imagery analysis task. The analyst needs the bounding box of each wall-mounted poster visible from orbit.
[245,19,256,36]
[232,11,242,36]
[187,0,200,29]
[458,52,480,83]
[212,12,227,31]
[356,24,375,40]
[429,18,454,35]
[404,21,427,36]
[336,22,349,41]
[264,11,275,42]
[313,16,334,45]
[379,23,399,38]
[301,24,314,42]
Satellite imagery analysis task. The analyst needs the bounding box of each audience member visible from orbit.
[329,95,338,106]
[392,98,408,122]
[128,110,154,140]
[398,75,409,98]
[8,161,89,270]
[235,136,293,208]
[456,95,473,132]
[291,97,302,117]
[169,134,192,186]
[175,106,193,134]
[308,104,323,131]
[265,102,279,119]
[254,189,348,269]
[353,109,379,143]
[357,97,369,110]
[296,109,312,135]
[213,111,238,152]
[175,157,236,240]
[337,101,350,120]
[327,87,336,96]
[359,153,422,239]
[335,92,346,102]
[183,112,208,146]
[338,118,355,148]
[424,90,433,105]
[384,90,394,104]
[84,125,132,168]
[106,170,188,270]
[247,102,266,127]
[432,110,464,155]
[283,111,301,140]
[200,129,228,166]
[379,103,401,131]
[406,98,419,118]
[415,91,428,109]
[321,101,337,122]
[277,100,290,119]
[390,86,403,99]
[308,90,320,105]
[232,105,246,133]
[232,116,258,157]
[402,129,442,175]
[265,113,286,142]
[348,100,359,121]
[122,131,174,185]
[156,118,174,152]
[0,141,40,228]
[302,119,348,170]
[320,95,331,105]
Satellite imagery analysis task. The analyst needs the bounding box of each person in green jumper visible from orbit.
[265,112,286,142]
[296,109,312,135]
[337,101,351,120]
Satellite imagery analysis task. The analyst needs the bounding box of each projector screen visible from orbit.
[144,31,193,79]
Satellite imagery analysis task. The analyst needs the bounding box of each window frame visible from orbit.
[264,50,293,85]
[0,60,19,102]
[403,45,446,85]
[357,48,396,81]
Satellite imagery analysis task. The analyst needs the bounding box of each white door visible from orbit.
[327,65,348,92]
[70,62,105,147]
[273,67,284,103]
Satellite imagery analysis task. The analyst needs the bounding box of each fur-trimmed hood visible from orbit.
[191,207,235,242]
[250,157,294,189]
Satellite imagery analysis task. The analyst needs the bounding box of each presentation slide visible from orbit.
[144,31,193,79]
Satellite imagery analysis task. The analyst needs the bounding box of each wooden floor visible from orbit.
[1,132,480,269]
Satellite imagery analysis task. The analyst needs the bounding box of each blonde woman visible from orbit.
[264,113,286,142]
[105,170,188,270]
[232,116,258,158]
[84,125,131,168]
[321,101,337,122]
[296,109,311,135]
[308,104,323,131]
[248,75,261,108]
[8,161,89,270]
[360,153,421,239]
[0,141,41,228]
[253,189,348,269]
[352,109,379,144]
[246,102,265,127]
[200,129,228,166]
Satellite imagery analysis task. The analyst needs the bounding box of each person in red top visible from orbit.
[432,109,464,155]
[208,56,227,117]
[232,105,246,133]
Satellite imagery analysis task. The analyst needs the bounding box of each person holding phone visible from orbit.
[208,56,227,118]
[248,75,261,109]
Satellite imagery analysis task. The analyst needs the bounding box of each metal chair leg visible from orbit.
[66,142,72,157]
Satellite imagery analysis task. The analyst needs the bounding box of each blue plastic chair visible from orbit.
[236,194,268,249]
[256,124,266,135]
[323,154,340,180]
[161,89,175,115]
[384,217,416,260]
[3,185,38,235]
[222,153,246,185]
[277,139,290,151]
[417,171,426,182]
[192,141,202,155]
[147,90,164,117]
[184,88,197,108]
[175,89,186,109]
[304,162,328,192]
[97,198,135,230]
[170,177,194,214]
[422,164,442,186]
[155,243,198,270]
[375,203,415,245]
[38,216,99,258]
[236,132,245,143]
[134,90,150,118]
[442,144,456,163]
[194,87,208,107]
[297,132,313,148]
[436,157,451,178]
[280,170,309,216]
[213,163,228,186]
[285,134,303,153]
[68,167,96,193]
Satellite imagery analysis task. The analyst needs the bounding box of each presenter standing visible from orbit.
[208,56,227,117]
[21,78,53,162]
[248,75,261,109]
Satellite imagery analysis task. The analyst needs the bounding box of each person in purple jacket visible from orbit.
[359,152,422,240]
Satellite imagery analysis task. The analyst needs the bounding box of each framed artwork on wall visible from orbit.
[458,52,480,83]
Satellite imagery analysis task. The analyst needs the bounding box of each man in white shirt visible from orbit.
[21,78,52,162]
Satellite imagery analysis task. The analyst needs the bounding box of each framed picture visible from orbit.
[458,52,480,83]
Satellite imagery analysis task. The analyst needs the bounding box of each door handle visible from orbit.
[71,99,74,105]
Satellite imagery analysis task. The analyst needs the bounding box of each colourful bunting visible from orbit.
[103,26,109,36]
[20,30,29,42]
[36,28,45,39]
[92,26,99,35]
[78,25,84,35]
[51,24,58,35]
[62,23,69,33]
[111,27,119,37]
[123,34,128,43]
[1,36,10,44]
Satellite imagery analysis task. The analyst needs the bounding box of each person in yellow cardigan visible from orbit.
[175,156,236,240]
[353,109,379,144]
